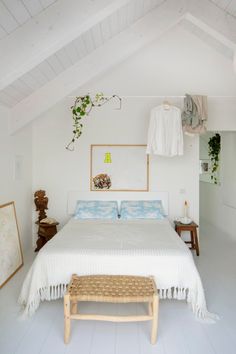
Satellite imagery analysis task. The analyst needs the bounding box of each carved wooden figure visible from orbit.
[34,190,58,252]
[34,190,48,222]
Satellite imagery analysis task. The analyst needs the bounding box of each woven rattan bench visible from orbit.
[64,274,159,344]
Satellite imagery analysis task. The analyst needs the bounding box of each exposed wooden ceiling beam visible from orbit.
[188,0,236,49]
[0,0,130,91]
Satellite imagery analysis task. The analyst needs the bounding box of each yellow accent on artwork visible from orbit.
[104,152,112,163]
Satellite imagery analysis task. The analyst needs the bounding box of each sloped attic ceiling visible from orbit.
[0,0,165,107]
[0,0,236,133]
[0,0,59,39]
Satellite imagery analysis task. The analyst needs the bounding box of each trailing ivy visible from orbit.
[66,93,121,150]
[208,133,221,184]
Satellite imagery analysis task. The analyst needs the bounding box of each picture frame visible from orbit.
[199,159,211,174]
[0,201,23,288]
[90,144,149,191]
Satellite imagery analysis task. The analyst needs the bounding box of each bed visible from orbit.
[19,192,215,321]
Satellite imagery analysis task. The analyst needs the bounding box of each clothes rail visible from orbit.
[67,95,236,98]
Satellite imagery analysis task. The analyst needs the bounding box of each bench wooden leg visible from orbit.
[71,300,77,315]
[64,294,71,344]
[151,294,159,344]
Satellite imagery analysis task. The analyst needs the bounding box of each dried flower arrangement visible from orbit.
[93,174,111,190]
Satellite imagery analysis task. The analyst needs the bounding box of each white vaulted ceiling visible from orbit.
[210,0,236,17]
[0,0,236,133]
[0,0,59,39]
[0,0,164,107]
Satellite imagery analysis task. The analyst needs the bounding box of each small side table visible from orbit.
[35,221,59,252]
[174,221,200,256]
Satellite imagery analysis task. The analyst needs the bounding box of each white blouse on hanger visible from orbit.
[146,105,183,157]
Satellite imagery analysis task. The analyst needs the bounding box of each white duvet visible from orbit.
[19,218,216,320]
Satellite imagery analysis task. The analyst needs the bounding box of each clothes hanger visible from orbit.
[162,99,171,110]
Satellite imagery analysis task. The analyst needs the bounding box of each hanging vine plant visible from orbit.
[208,133,221,184]
[66,93,121,151]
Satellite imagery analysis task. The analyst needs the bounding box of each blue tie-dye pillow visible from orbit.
[120,200,165,220]
[74,200,118,219]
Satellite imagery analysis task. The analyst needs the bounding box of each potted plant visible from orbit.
[66,93,121,150]
[208,133,221,184]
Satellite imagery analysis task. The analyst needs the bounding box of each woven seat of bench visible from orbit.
[64,274,159,345]
[67,274,156,302]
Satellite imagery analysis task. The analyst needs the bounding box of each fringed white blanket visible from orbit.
[19,219,217,321]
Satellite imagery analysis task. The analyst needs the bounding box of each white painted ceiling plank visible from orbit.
[91,23,104,48]
[0,1,18,32]
[117,4,129,32]
[214,0,232,10]
[20,72,42,90]
[46,56,64,75]
[40,0,58,9]
[82,30,96,54]
[55,49,73,70]
[0,91,16,107]
[133,0,145,21]
[2,0,31,25]
[225,1,236,16]
[143,0,152,13]
[11,79,33,96]
[4,84,26,101]
[0,24,7,39]
[188,0,236,43]
[21,0,43,16]
[151,0,166,8]
[73,36,88,58]
[182,18,233,59]
[126,0,136,24]
[64,42,81,65]
[28,67,48,86]
[100,17,112,42]
[18,77,35,93]
[109,11,119,36]
[37,61,57,80]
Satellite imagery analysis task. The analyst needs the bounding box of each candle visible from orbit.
[184,201,188,217]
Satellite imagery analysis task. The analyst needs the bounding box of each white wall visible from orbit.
[0,105,32,252]
[200,132,236,239]
[32,97,198,226]
[32,25,236,244]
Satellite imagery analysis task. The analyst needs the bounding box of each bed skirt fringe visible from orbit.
[18,284,219,322]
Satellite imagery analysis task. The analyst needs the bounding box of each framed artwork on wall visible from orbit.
[199,159,211,174]
[90,144,149,191]
[0,201,23,288]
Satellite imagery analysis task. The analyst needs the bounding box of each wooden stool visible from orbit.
[174,221,200,256]
[64,274,159,345]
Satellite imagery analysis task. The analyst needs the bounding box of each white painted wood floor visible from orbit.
[1,220,236,354]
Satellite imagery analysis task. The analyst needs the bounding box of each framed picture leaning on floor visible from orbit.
[0,201,23,288]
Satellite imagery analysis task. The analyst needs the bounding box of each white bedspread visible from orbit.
[19,218,216,320]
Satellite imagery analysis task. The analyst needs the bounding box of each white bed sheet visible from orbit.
[19,218,215,320]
